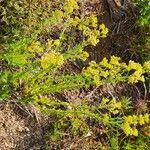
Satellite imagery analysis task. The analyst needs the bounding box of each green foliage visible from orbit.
[123,135,150,150]
[132,0,150,96]
[0,0,54,38]
[131,28,150,64]
[0,0,110,100]
[34,97,126,140]
[133,0,150,26]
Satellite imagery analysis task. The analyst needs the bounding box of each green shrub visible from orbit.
[0,0,61,41]
[0,0,110,101]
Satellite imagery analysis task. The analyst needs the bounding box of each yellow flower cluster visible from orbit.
[82,61,102,86]
[99,24,109,38]
[68,16,80,27]
[51,10,64,24]
[108,98,122,115]
[64,0,78,14]
[143,61,150,72]
[79,51,89,61]
[121,114,150,136]
[73,14,98,30]
[127,61,145,83]
[82,56,125,86]
[46,39,53,49]
[68,14,108,46]
[78,14,98,28]
[82,56,147,86]
[41,52,64,69]
[46,39,61,50]
[49,0,108,47]
[86,29,100,46]
[53,39,61,47]
[101,98,122,115]
[27,41,43,53]
[78,21,100,46]
[102,113,110,125]
[88,14,98,28]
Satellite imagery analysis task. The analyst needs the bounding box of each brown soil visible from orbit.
[0,102,53,150]
[0,0,149,150]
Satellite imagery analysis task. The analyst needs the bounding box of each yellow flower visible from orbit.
[122,114,150,136]
[47,39,53,49]
[108,98,122,114]
[100,70,109,78]
[69,16,80,27]
[128,71,144,83]
[100,57,111,68]
[89,14,98,28]
[87,34,99,46]
[132,115,138,125]
[102,113,110,125]
[51,10,64,23]
[64,0,78,14]
[143,113,149,123]
[27,41,43,53]
[115,102,122,109]
[125,116,133,124]
[79,51,89,61]
[143,61,150,72]
[127,61,143,72]
[122,122,132,136]
[41,52,64,69]
[131,128,138,136]
[54,39,61,47]
[110,56,120,65]
[94,75,102,86]
[139,115,145,125]
[101,98,109,105]
[99,24,106,30]
[111,110,119,115]
[99,24,108,38]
